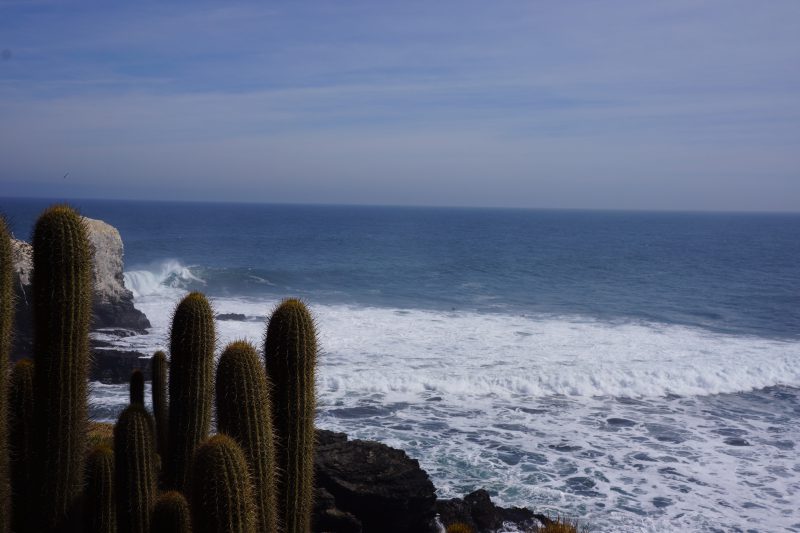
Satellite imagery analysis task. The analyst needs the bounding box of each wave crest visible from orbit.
[124,260,205,298]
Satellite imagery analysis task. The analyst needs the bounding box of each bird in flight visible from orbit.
[63,172,69,179]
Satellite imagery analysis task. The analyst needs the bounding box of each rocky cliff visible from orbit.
[11,216,150,363]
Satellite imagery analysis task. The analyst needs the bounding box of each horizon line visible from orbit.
[1,194,799,216]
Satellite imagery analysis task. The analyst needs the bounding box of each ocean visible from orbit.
[3,198,799,532]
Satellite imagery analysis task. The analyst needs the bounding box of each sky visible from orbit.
[1,1,799,211]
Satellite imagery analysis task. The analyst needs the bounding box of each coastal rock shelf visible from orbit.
[313,429,542,533]
[11,216,151,379]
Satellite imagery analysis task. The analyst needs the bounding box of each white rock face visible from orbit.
[11,238,32,287]
[84,217,131,304]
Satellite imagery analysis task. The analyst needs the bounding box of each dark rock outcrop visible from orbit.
[435,489,541,533]
[215,312,247,321]
[314,430,437,533]
[311,431,542,533]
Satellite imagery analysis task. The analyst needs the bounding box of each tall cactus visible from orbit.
[8,359,33,533]
[0,217,12,533]
[190,434,255,533]
[264,298,317,533]
[216,341,278,532]
[85,445,116,533]
[166,292,215,491]
[114,404,157,533]
[130,369,145,406]
[151,351,169,462]
[31,205,92,530]
[151,491,192,533]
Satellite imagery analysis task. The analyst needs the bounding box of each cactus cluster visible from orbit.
[216,341,278,532]
[130,369,145,406]
[166,292,215,492]
[265,299,318,533]
[115,404,157,533]
[1,204,320,533]
[85,445,116,533]
[151,491,192,533]
[8,359,33,532]
[1,218,13,533]
[32,205,93,530]
[151,351,169,461]
[190,434,255,533]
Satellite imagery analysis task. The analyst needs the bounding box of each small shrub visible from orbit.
[539,515,588,533]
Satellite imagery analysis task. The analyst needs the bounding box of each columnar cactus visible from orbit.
[114,404,157,533]
[216,341,278,532]
[0,217,12,533]
[166,292,215,492]
[190,434,255,533]
[151,351,169,462]
[130,369,145,406]
[151,491,192,533]
[85,445,116,533]
[31,205,92,530]
[264,299,317,533]
[8,359,33,533]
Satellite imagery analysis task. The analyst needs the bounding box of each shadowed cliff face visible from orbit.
[10,216,150,361]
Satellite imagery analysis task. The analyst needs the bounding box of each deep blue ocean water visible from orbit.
[4,198,799,338]
[3,197,799,532]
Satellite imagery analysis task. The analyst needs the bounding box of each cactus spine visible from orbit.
[151,351,169,462]
[8,359,33,533]
[190,434,255,533]
[114,404,157,533]
[85,445,116,533]
[166,292,215,491]
[151,491,192,533]
[216,341,278,532]
[264,299,317,533]
[0,217,12,533]
[31,205,92,530]
[130,369,145,406]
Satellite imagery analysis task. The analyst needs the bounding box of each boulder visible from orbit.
[314,430,437,533]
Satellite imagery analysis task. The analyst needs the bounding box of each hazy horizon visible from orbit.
[2,1,799,211]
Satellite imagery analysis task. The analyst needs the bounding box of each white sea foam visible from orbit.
[95,273,800,532]
[118,277,800,400]
[123,260,205,298]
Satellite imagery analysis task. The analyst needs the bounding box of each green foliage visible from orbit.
[539,516,588,533]
[190,434,255,533]
[264,298,317,533]
[31,205,92,530]
[8,358,33,533]
[166,292,215,492]
[87,422,114,450]
[216,341,277,532]
[151,491,192,533]
[130,369,145,406]
[85,445,116,533]
[0,217,12,533]
[114,404,157,533]
[151,351,169,463]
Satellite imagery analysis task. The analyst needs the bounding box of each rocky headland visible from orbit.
[10,216,152,380]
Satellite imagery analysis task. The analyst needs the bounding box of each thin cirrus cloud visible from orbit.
[0,0,798,210]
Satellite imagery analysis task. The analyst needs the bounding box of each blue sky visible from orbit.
[1,1,799,210]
